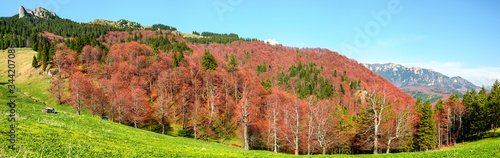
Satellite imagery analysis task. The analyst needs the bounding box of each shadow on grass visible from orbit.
[463,129,500,142]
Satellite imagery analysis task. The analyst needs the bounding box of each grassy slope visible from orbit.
[1,48,499,157]
[0,85,292,157]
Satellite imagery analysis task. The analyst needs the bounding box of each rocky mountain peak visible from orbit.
[19,5,57,18]
[365,63,479,92]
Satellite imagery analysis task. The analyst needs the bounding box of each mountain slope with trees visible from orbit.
[1,6,499,156]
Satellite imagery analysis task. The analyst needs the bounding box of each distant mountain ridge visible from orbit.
[89,19,145,30]
[363,63,479,92]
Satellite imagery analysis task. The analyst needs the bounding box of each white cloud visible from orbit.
[400,61,500,87]
[264,39,279,45]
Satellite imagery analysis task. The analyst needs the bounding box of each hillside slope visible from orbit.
[1,49,498,158]
[189,43,416,103]
[0,48,282,157]
[402,86,463,104]
[1,8,416,153]
[0,87,284,157]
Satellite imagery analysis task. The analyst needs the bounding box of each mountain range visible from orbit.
[363,63,479,91]
[364,63,479,103]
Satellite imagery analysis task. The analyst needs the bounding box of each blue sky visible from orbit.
[2,0,500,86]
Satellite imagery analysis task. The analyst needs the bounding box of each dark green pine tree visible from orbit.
[435,99,445,114]
[463,89,475,136]
[48,43,55,62]
[179,50,185,63]
[201,49,217,70]
[32,55,38,67]
[434,99,445,147]
[489,80,500,135]
[476,87,490,135]
[173,52,179,67]
[417,100,437,151]
[37,42,44,61]
[464,88,490,136]
[339,83,345,95]
[415,98,423,113]
[226,53,238,72]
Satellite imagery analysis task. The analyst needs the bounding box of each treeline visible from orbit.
[1,13,260,50]
[0,14,123,69]
[430,82,500,149]
[145,24,177,31]
[102,30,193,56]
[185,31,260,44]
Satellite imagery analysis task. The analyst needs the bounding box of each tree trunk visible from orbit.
[307,142,310,155]
[161,109,165,134]
[244,122,249,150]
[374,119,379,154]
[118,102,122,124]
[438,122,441,148]
[273,127,277,153]
[386,138,392,154]
[273,107,278,154]
[447,107,450,145]
[182,104,186,129]
[295,137,299,155]
[242,85,250,151]
[162,125,165,135]
[459,115,463,142]
[294,105,299,155]
[194,78,199,140]
[307,112,312,155]
[150,81,153,103]
[181,93,187,130]
[76,92,81,115]
[322,146,326,155]
[494,125,497,136]
[194,124,197,139]
[209,99,213,125]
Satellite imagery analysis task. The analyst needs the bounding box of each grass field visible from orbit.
[1,48,499,157]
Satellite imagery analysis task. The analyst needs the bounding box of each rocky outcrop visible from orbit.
[19,5,57,18]
[89,19,144,30]
[19,5,28,18]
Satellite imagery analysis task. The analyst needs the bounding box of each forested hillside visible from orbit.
[49,31,416,154]
[1,7,499,156]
